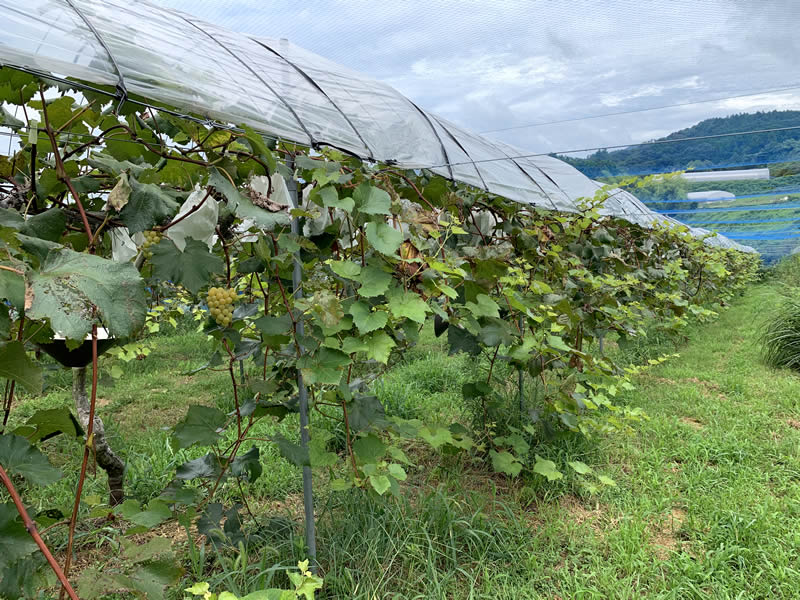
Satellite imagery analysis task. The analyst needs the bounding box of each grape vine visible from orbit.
[0,67,759,599]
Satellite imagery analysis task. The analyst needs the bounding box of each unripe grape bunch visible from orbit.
[141,230,162,259]
[207,286,236,327]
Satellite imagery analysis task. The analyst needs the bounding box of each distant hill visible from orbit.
[556,110,800,178]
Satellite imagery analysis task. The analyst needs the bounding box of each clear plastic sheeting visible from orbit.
[0,0,754,253]
[0,0,117,88]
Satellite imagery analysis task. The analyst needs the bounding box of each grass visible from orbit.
[7,283,800,599]
[761,295,800,370]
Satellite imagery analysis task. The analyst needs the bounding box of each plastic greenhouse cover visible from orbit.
[0,0,754,253]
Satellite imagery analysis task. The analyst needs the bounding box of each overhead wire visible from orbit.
[479,84,800,134]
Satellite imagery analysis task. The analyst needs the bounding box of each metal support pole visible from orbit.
[287,156,317,569]
[518,314,524,422]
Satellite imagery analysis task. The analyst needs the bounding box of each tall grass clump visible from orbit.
[762,295,800,370]
[770,252,800,289]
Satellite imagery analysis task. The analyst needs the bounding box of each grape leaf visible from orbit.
[364,331,395,364]
[171,405,226,449]
[447,326,481,356]
[0,267,24,309]
[150,238,223,295]
[0,305,8,338]
[0,434,62,486]
[298,347,351,385]
[118,499,172,529]
[14,407,83,442]
[26,247,146,341]
[175,453,223,480]
[346,394,387,432]
[385,287,429,323]
[209,168,289,230]
[348,301,388,334]
[328,260,361,280]
[568,461,593,475]
[365,222,403,255]
[465,294,501,319]
[316,186,354,213]
[490,450,523,477]
[354,265,392,297]
[0,503,37,568]
[533,455,563,481]
[341,336,369,354]
[354,183,391,215]
[547,335,572,352]
[0,107,23,129]
[369,474,391,495]
[352,434,386,464]
[273,434,310,467]
[419,426,455,449]
[597,474,617,487]
[0,341,42,394]
[119,177,180,234]
[387,463,407,481]
[19,207,65,242]
[231,447,262,483]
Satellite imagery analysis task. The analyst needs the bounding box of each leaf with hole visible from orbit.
[26,247,146,341]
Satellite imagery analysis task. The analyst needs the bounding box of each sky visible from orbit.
[156,0,800,157]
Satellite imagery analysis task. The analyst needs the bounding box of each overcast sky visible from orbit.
[157,0,800,157]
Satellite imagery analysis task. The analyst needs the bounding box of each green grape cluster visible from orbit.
[207,286,236,327]
[141,230,162,259]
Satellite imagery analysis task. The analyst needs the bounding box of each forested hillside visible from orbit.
[558,111,800,177]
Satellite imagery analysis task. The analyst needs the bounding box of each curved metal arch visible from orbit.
[176,16,316,146]
[407,102,454,180]
[251,38,374,159]
[428,114,489,192]
[63,0,128,109]
[480,138,560,211]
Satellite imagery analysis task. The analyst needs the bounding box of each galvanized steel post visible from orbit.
[287,155,317,570]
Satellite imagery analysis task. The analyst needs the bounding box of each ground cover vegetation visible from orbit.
[0,68,759,599]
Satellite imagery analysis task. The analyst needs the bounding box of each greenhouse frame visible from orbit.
[0,0,753,252]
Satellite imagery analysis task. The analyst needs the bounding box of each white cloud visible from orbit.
[156,0,800,154]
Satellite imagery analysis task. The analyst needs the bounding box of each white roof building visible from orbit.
[682,169,770,182]
[687,191,736,201]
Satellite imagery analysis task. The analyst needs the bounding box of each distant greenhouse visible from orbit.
[687,190,736,201]
[682,168,770,182]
